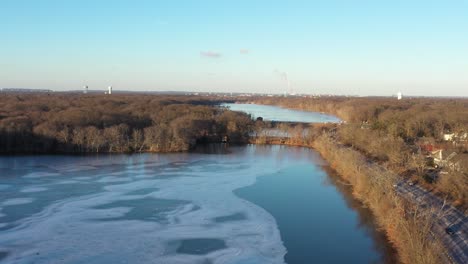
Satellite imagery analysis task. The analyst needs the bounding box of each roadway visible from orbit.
[395,181,468,264]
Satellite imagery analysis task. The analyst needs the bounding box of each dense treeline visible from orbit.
[250,96,468,207]
[252,96,468,139]
[0,94,252,153]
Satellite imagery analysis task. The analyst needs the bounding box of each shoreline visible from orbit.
[251,137,446,264]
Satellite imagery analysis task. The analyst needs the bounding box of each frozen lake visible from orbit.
[0,145,394,263]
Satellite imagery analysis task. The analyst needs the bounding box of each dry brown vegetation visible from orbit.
[0,93,252,153]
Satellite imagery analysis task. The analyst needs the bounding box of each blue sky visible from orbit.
[1,1,467,96]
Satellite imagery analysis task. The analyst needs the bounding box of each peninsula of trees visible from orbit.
[0,94,252,153]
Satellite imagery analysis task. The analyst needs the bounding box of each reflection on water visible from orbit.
[321,166,398,263]
[0,145,394,264]
[213,212,247,223]
[0,252,7,262]
[91,197,193,223]
[236,158,397,264]
[223,103,341,123]
[174,238,227,255]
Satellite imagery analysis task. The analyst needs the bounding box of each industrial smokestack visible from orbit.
[274,69,293,95]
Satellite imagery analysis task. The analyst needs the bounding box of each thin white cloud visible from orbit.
[200,51,222,58]
[240,49,250,54]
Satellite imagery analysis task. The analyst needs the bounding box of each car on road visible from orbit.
[408,180,418,186]
[445,227,456,235]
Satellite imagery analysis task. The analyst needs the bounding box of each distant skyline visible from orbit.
[1,1,467,96]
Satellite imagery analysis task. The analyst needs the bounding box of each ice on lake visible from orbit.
[0,149,289,264]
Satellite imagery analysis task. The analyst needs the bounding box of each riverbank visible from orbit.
[251,135,445,264]
[247,97,468,209]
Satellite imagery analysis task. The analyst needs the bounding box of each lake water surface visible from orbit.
[0,145,394,264]
[223,103,341,123]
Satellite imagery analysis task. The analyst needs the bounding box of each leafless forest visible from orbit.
[0,94,252,153]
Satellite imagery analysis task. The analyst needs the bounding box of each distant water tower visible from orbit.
[108,86,112,95]
[397,91,402,100]
[83,85,88,94]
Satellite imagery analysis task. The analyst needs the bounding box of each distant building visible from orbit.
[461,133,468,141]
[397,91,402,100]
[444,133,455,141]
[431,150,457,168]
[443,132,467,143]
[83,85,88,94]
[108,86,112,95]
[430,150,467,172]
